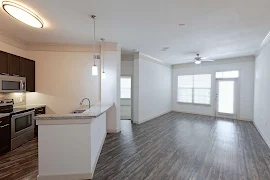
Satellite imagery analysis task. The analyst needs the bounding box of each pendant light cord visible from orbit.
[93,16,96,66]
[102,39,105,73]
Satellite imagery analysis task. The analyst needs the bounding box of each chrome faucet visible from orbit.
[80,98,91,108]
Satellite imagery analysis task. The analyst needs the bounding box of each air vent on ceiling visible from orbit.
[161,47,170,51]
[261,31,270,47]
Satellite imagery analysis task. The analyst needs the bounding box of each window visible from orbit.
[216,70,239,79]
[121,76,131,98]
[177,74,211,104]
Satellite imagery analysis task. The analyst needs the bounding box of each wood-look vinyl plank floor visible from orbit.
[0,112,270,180]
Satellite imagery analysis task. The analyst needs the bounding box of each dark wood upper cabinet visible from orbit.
[21,58,35,92]
[8,54,21,76]
[0,51,9,75]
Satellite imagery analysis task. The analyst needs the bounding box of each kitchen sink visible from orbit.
[70,110,86,114]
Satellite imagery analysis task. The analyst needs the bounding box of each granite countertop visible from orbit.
[0,104,46,118]
[0,113,10,118]
[15,104,46,110]
[35,103,113,121]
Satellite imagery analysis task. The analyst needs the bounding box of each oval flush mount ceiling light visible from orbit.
[2,1,44,28]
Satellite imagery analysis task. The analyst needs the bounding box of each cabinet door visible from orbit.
[0,116,10,154]
[21,58,35,92]
[0,51,9,75]
[8,54,21,76]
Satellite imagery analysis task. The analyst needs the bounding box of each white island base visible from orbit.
[36,104,112,180]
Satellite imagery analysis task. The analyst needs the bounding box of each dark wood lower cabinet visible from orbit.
[34,107,45,136]
[0,116,11,155]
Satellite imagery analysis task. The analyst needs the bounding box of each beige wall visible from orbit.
[26,51,101,114]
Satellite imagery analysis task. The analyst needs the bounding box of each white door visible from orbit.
[215,79,238,119]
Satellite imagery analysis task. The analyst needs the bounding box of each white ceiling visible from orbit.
[0,0,269,64]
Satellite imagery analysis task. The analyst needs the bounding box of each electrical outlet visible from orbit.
[19,97,22,103]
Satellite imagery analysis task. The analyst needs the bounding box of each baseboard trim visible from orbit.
[253,121,270,149]
[172,110,253,122]
[134,110,171,124]
[37,173,92,180]
[90,131,107,178]
[107,128,121,133]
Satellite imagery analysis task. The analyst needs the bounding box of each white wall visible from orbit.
[172,56,255,120]
[26,51,100,114]
[133,54,172,124]
[101,50,121,132]
[121,61,133,76]
[0,41,27,57]
[254,44,270,148]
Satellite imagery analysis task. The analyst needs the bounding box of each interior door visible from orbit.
[215,79,238,119]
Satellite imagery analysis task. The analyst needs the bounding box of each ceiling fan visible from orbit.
[191,54,215,65]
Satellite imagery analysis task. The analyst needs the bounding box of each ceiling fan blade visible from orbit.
[200,57,209,60]
[201,59,215,62]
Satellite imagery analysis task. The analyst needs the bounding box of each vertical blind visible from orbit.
[177,74,211,104]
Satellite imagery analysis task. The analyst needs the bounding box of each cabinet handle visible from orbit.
[0,124,9,128]
[0,121,2,124]
[1,73,9,75]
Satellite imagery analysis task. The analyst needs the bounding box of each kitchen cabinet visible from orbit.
[0,51,9,75]
[34,107,45,136]
[0,116,11,155]
[21,58,35,92]
[8,54,21,76]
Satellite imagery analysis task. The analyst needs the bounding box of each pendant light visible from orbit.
[101,38,106,80]
[91,15,98,76]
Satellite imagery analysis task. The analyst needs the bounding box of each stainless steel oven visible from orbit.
[0,75,26,92]
[11,110,35,150]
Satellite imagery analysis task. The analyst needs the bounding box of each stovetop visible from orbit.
[0,99,34,115]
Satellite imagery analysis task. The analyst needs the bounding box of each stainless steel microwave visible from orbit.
[0,75,26,92]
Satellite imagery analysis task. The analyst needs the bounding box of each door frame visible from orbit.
[120,75,133,121]
[215,78,239,119]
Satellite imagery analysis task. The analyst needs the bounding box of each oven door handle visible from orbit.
[11,110,35,119]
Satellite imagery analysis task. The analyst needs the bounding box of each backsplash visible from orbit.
[0,93,26,106]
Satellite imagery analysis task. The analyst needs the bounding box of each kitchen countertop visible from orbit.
[0,113,10,118]
[0,104,46,118]
[15,104,46,110]
[35,103,113,122]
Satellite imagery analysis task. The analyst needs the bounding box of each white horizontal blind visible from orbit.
[193,74,211,104]
[178,74,211,104]
[121,77,131,98]
[177,75,193,103]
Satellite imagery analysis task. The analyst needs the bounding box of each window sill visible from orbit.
[177,101,212,107]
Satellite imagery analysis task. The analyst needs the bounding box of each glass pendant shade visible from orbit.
[92,65,98,76]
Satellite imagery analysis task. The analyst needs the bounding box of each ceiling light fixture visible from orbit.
[92,15,98,76]
[101,38,106,80]
[195,60,201,65]
[2,1,43,28]
[261,31,270,47]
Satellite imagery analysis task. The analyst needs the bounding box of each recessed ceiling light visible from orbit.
[2,1,44,28]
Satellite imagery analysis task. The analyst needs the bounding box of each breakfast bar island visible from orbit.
[35,103,114,180]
